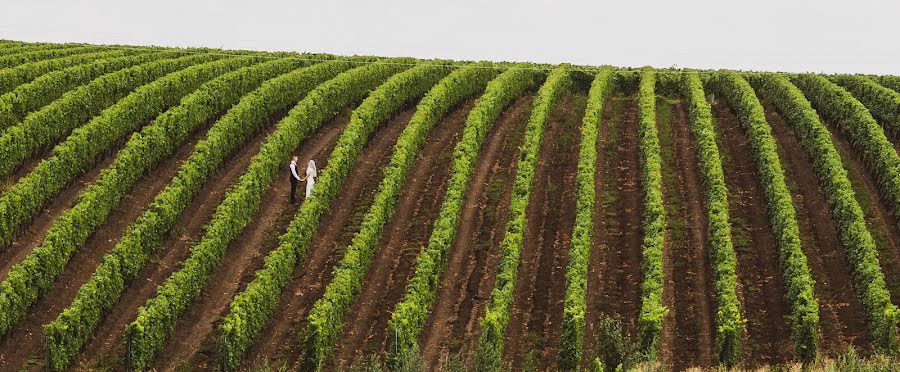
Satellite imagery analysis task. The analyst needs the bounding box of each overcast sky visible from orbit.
[1,0,897,74]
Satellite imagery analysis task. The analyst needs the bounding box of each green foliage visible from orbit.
[680,72,743,366]
[124,59,417,371]
[558,68,613,371]
[0,48,134,94]
[0,53,215,180]
[832,75,900,138]
[707,71,820,362]
[216,62,459,371]
[0,50,178,132]
[753,73,900,354]
[634,69,666,361]
[39,58,312,371]
[473,66,570,371]
[386,65,540,369]
[0,44,104,69]
[0,56,253,339]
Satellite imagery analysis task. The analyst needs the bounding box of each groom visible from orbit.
[289,155,301,204]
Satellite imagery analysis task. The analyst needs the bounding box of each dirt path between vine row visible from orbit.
[658,100,716,370]
[826,117,900,303]
[74,111,297,370]
[2,146,54,192]
[0,125,208,371]
[416,96,532,370]
[153,108,417,371]
[240,108,421,371]
[712,102,793,366]
[0,141,125,278]
[330,102,474,369]
[583,97,642,369]
[502,93,583,371]
[764,107,871,355]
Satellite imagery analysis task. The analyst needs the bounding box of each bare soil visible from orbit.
[584,97,643,365]
[764,106,871,355]
[73,112,296,370]
[330,102,473,369]
[152,108,417,371]
[502,93,584,371]
[711,102,794,366]
[416,96,533,370]
[0,125,208,370]
[658,99,716,370]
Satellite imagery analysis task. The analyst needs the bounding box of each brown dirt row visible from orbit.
[0,141,124,278]
[73,112,294,370]
[1,146,54,193]
[825,116,900,302]
[711,102,793,366]
[658,99,716,370]
[584,97,642,368]
[763,106,871,355]
[331,102,474,370]
[0,124,210,371]
[502,93,584,371]
[238,107,417,370]
[416,96,533,370]
[150,107,416,371]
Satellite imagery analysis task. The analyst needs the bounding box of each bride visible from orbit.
[299,160,317,198]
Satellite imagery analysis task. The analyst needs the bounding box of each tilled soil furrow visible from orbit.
[0,125,208,371]
[764,107,871,355]
[581,97,622,369]
[236,108,413,370]
[418,96,532,370]
[331,103,472,369]
[712,102,794,366]
[589,97,642,360]
[152,109,415,370]
[75,113,292,370]
[504,93,582,370]
[659,100,716,370]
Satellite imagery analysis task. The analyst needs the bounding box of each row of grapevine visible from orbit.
[44,60,350,371]
[791,75,900,245]
[218,63,495,371]
[0,56,254,338]
[0,43,71,56]
[0,43,40,55]
[876,76,900,96]
[557,68,613,371]
[752,73,900,353]
[0,52,209,179]
[385,65,541,367]
[123,59,416,370]
[0,53,220,249]
[0,51,178,131]
[0,44,111,69]
[48,60,346,365]
[474,66,570,371]
[707,71,820,362]
[680,72,743,365]
[830,75,900,138]
[0,48,135,94]
[289,63,454,370]
[37,57,311,370]
[635,69,667,360]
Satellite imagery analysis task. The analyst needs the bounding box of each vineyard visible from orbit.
[0,39,898,371]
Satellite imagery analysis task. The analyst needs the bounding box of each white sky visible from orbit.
[1,0,897,75]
